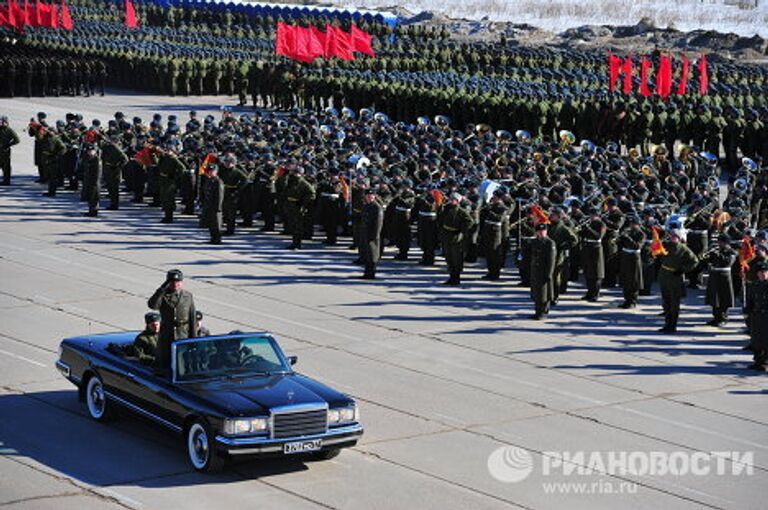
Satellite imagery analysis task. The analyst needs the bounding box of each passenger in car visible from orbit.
[196,310,210,337]
[209,337,253,369]
[134,311,161,366]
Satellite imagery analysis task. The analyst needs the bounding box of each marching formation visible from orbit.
[7,105,767,372]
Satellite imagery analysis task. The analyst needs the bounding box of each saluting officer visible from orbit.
[147,269,197,375]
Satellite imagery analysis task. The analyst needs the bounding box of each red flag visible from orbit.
[676,55,689,95]
[608,54,621,93]
[530,204,551,225]
[26,0,39,27]
[350,24,375,57]
[325,25,354,61]
[198,152,217,175]
[308,26,326,60]
[60,0,72,29]
[134,146,157,167]
[7,0,23,28]
[124,0,138,28]
[639,57,652,97]
[339,175,350,203]
[431,189,444,208]
[38,2,57,28]
[698,54,709,95]
[292,26,317,63]
[275,22,296,58]
[739,235,755,274]
[622,55,633,95]
[655,55,673,98]
[0,7,6,26]
[650,226,668,257]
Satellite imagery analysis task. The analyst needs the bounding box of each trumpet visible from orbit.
[685,201,717,223]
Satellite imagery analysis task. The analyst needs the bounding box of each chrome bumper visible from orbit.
[215,423,363,455]
[56,360,71,378]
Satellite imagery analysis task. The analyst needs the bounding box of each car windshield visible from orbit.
[174,335,290,382]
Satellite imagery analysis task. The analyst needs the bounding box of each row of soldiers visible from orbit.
[17,107,768,371]
[5,0,767,156]
[0,51,107,98]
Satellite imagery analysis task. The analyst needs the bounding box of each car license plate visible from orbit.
[284,439,322,454]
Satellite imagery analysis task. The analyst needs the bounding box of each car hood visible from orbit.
[187,373,350,416]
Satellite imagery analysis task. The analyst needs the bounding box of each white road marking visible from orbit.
[0,348,47,367]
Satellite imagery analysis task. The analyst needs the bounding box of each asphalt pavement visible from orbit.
[0,92,765,510]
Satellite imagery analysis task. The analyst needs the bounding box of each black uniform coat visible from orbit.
[747,280,768,351]
[530,236,556,303]
[704,247,736,309]
[361,200,384,265]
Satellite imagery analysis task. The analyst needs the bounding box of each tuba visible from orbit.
[733,177,750,193]
[373,112,390,124]
[515,129,531,144]
[417,116,431,127]
[559,130,576,146]
[341,107,356,120]
[359,108,373,121]
[434,115,451,128]
[742,157,758,173]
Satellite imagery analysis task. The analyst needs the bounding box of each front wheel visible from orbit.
[187,420,225,473]
[85,375,113,422]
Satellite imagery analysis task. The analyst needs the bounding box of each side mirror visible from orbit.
[287,355,298,366]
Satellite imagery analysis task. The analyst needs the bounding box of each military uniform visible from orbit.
[0,122,20,185]
[618,226,645,308]
[703,243,736,326]
[746,278,768,371]
[157,152,186,223]
[548,218,578,302]
[479,200,509,280]
[657,241,698,332]
[201,171,224,244]
[283,172,315,249]
[101,139,128,209]
[530,228,556,319]
[360,197,384,279]
[147,276,197,373]
[80,146,102,216]
[133,329,159,366]
[438,201,474,285]
[580,218,606,301]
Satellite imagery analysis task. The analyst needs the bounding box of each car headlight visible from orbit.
[223,417,268,435]
[328,405,358,425]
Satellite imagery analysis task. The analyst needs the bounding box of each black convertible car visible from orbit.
[56,331,363,472]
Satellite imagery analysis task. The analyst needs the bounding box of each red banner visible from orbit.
[275,23,373,63]
[351,24,375,57]
[125,0,138,28]
[655,55,673,98]
[622,55,633,95]
[639,57,652,97]
[699,54,709,95]
[608,54,621,93]
[60,0,72,29]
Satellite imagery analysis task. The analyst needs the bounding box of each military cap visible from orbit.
[0,115,8,123]
[145,311,161,323]
[37,112,47,120]
[133,117,142,124]
[755,261,768,272]
[166,269,183,282]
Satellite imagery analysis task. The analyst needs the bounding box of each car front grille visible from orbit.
[272,405,328,439]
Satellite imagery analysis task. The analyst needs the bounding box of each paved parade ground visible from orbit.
[0,93,765,510]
